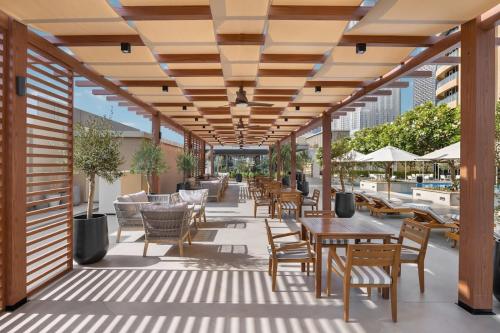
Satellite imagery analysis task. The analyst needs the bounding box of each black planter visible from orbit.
[494,233,500,301]
[235,173,243,182]
[73,214,109,265]
[335,192,355,218]
[298,181,309,197]
[176,182,189,192]
[282,176,290,187]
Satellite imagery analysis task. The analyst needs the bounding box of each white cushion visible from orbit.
[333,256,391,285]
[282,202,297,210]
[302,198,316,206]
[128,191,149,203]
[116,195,136,214]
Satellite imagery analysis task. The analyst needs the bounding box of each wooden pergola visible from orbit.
[0,0,498,315]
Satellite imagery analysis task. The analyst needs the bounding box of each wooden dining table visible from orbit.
[300,216,393,298]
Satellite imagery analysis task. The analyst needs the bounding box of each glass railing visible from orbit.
[437,92,458,106]
[437,71,458,89]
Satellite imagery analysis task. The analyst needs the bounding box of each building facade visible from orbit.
[413,64,437,107]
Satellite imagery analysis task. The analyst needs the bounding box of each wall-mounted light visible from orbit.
[355,43,366,54]
[121,42,131,54]
[315,86,321,93]
[162,85,169,92]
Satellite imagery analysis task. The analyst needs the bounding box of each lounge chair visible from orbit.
[265,219,315,291]
[368,197,413,217]
[408,207,457,229]
[179,189,209,226]
[140,203,193,256]
[199,180,222,201]
[114,191,170,242]
[354,191,375,211]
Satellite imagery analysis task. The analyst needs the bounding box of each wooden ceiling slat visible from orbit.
[431,56,461,64]
[359,96,377,102]
[268,5,371,20]
[188,95,227,101]
[225,80,257,87]
[349,102,365,107]
[258,69,314,77]
[403,70,433,78]
[152,102,194,107]
[46,35,144,47]
[385,81,409,88]
[289,102,331,107]
[368,89,392,96]
[260,54,325,63]
[253,96,293,102]
[217,34,265,45]
[338,35,442,47]
[115,5,212,20]
[167,69,223,77]
[157,54,220,63]
[304,80,365,88]
[339,107,356,112]
[184,89,227,95]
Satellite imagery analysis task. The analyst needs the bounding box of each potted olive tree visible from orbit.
[176,152,195,191]
[130,139,167,194]
[331,138,355,218]
[73,118,123,265]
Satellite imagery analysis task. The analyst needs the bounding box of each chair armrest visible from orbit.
[401,244,421,252]
[272,231,301,239]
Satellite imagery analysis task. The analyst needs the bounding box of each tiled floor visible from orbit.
[1,182,499,332]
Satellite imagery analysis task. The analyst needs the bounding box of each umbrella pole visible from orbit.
[404,161,407,181]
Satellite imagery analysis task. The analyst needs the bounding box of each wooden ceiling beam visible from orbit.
[304,80,364,88]
[359,96,377,102]
[403,70,433,78]
[184,89,227,95]
[225,80,257,87]
[253,96,293,102]
[157,54,220,63]
[217,34,265,45]
[46,35,144,47]
[385,81,409,88]
[120,80,177,87]
[114,5,212,20]
[368,89,392,96]
[152,102,194,107]
[258,69,314,77]
[91,89,113,95]
[167,69,223,77]
[254,89,298,95]
[289,102,331,107]
[339,107,356,112]
[268,5,371,20]
[349,102,365,107]
[260,54,326,63]
[338,35,442,47]
[431,56,461,64]
[188,95,227,101]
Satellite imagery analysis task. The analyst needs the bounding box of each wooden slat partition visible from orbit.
[0,27,5,311]
[25,44,73,295]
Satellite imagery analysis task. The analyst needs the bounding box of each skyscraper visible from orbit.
[413,64,437,107]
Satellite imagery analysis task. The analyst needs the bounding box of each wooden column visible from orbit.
[290,132,297,189]
[322,112,332,211]
[4,19,28,310]
[458,17,496,314]
[276,141,281,182]
[268,146,272,178]
[151,113,161,193]
[210,146,215,175]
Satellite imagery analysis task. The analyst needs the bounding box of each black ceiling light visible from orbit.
[121,42,131,54]
[356,43,366,54]
[182,105,187,111]
[195,117,198,121]
[315,86,321,93]
[285,117,288,122]
[272,130,274,134]
[295,106,300,111]
[277,125,280,129]
[208,130,211,134]
[202,125,206,129]
[162,85,169,92]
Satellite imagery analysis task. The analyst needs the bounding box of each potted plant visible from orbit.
[176,152,195,191]
[234,160,247,182]
[73,118,123,265]
[130,139,167,194]
[331,138,355,218]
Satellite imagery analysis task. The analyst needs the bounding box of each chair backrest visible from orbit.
[398,220,430,257]
[170,192,182,204]
[140,203,193,240]
[179,189,208,205]
[280,191,301,204]
[345,244,401,283]
[412,207,450,224]
[304,210,335,218]
[312,189,320,202]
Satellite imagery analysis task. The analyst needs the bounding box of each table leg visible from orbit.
[315,235,322,298]
[382,236,390,299]
[301,224,306,272]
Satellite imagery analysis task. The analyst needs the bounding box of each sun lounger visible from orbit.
[354,191,376,211]
[368,197,414,217]
[406,207,457,230]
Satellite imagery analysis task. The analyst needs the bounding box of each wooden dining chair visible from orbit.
[302,189,320,213]
[326,244,401,322]
[250,187,271,218]
[277,191,302,222]
[264,219,315,291]
[391,219,431,293]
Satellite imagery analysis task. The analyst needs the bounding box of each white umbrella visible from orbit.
[360,146,419,199]
[346,150,367,162]
[417,142,460,161]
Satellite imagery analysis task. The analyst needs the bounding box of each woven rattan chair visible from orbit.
[179,189,209,226]
[140,203,194,256]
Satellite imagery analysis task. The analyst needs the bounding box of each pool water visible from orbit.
[415,182,452,189]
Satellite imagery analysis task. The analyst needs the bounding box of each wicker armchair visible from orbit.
[199,180,222,201]
[179,189,209,226]
[114,191,151,242]
[140,203,194,256]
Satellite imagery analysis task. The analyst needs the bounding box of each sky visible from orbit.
[74,84,184,144]
[400,78,414,113]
